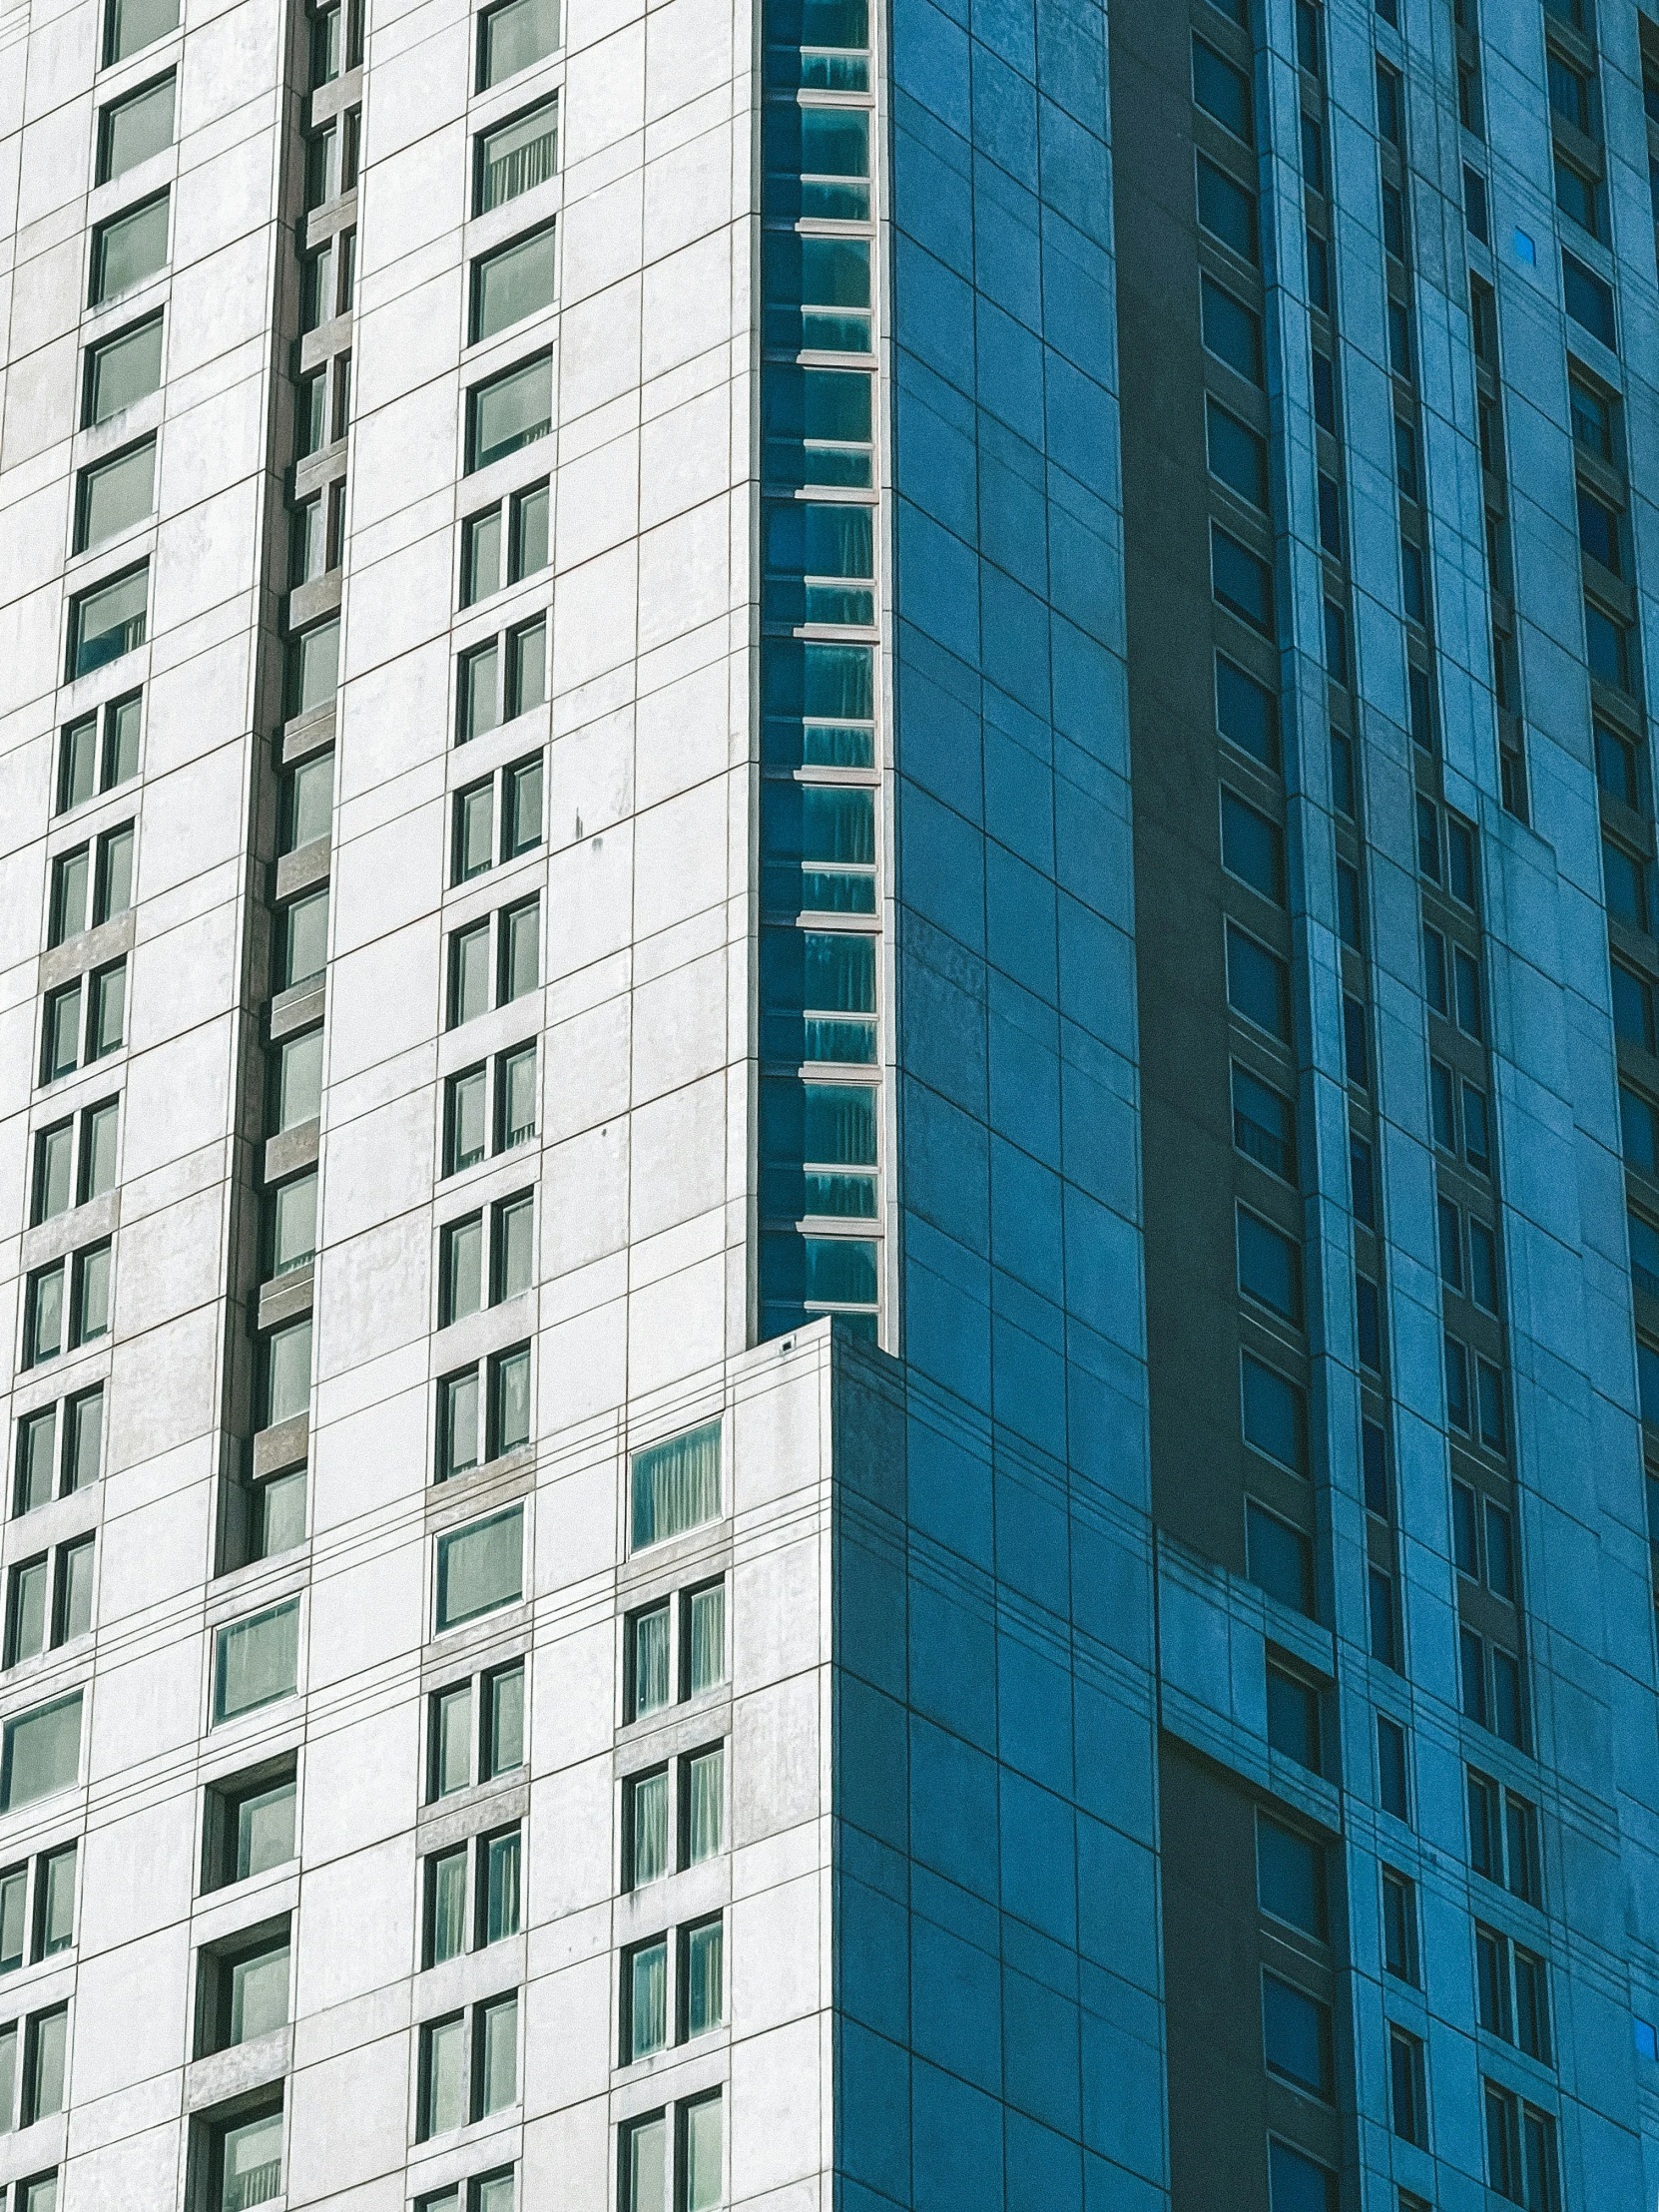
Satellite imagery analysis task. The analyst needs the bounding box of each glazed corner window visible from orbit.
[285,616,340,718]
[471,222,558,344]
[90,190,170,305]
[84,313,164,429]
[478,95,560,214]
[479,0,561,88]
[630,1419,721,1551]
[68,563,148,680]
[467,352,554,473]
[0,1694,83,1815]
[105,0,180,64]
[214,1599,300,1725]
[98,69,176,184]
[435,1506,524,1631]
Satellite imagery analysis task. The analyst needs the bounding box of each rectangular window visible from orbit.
[625,1768,669,1888]
[449,921,491,1026]
[1212,525,1275,635]
[24,1267,65,1370]
[688,1581,725,1695]
[91,192,170,303]
[631,1420,722,1550]
[482,1825,521,1943]
[286,617,340,718]
[471,223,558,342]
[1,1696,83,1814]
[1256,1814,1327,1937]
[1563,251,1615,349]
[203,1766,297,1892]
[510,482,551,580]
[1236,1207,1301,1323]
[1192,35,1254,141]
[479,95,560,214]
[462,509,502,607]
[430,1683,473,1800]
[1263,1971,1334,2098]
[1382,1869,1415,1981]
[69,563,148,679]
[86,967,126,1081]
[629,1605,671,1722]
[1226,923,1290,1041]
[1221,790,1285,903]
[1265,1662,1322,1772]
[438,1368,480,1480]
[435,1506,523,1631]
[1201,276,1264,384]
[492,1192,534,1301]
[489,1345,532,1458]
[625,1936,668,2061]
[214,1601,300,1724]
[440,1213,484,1324]
[455,782,494,883]
[272,1028,323,1135]
[1388,2026,1425,2145]
[106,0,180,63]
[1246,1500,1313,1616]
[506,616,546,716]
[468,353,553,472]
[23,2005,67,2125]
[35,1846,76,1961]
[480,0,560,87]
[282,751,334,852]
[484,1661,525,1778]
[1207,399,1269,510]
[477,1991,518,2115]
[99,70,175,182]
[418,2013,466,2139]
[445,1065,487,1174]
[249,1467,306,1562]
[1196,155,1257,262]
[91,823,134,925]
[278,886,329,990]
[266,1172,317,1279]
[459,639,499,741]
[498,1042,538,1149]
[683,1917,724,2038]
[76,437,156,553]
[1232,1064,1295,1180]
[1241,1354,1306,1472]
[1377,1714,1409,1820]
[683,1744,724,1866]
[425,1847,467,1967]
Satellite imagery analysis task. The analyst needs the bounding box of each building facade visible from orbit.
[0,0,1656,2203]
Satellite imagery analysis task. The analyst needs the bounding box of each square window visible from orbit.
[214,1601,300,1725]
[202,1764,297,1892]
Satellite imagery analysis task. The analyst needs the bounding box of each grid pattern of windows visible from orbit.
[757,0,881,1343]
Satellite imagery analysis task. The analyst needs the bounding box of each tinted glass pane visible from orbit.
[88,316,164,424]
[473,225,558,340]
[93,194,170,301]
